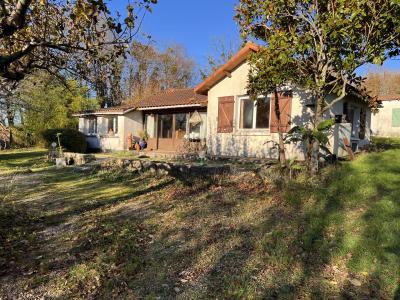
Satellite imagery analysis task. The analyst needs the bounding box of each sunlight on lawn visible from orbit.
[0,148,399,299]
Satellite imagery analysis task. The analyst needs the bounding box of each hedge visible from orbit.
[41,128,87,153]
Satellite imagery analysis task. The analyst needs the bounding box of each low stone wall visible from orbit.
[99,158,233,177]
[63,152,96,166]
[98,158,280,181]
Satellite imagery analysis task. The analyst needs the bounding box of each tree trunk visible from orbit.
[274,89,286,166]
[6,106,14,148]
[310,93,324,175]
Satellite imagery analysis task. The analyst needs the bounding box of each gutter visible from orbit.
[136,104,204,111]
[72,108,136,117]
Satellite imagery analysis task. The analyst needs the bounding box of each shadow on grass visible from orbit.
[0,149,399,299]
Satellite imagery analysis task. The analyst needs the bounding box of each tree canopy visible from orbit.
[236,0,400,173]
[0,0,157,81]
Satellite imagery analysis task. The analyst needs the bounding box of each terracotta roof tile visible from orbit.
[132,88,207,109]
[377,94,400,101]
[74,105,135,116]
[74,89,207,116]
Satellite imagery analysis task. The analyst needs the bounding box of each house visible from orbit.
[371,94,400,137]
[195,42,371,159]
[76,43,372,159]
[74,89,207,152]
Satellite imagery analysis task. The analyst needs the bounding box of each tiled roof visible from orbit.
[132,88,207,109]
[377,94,400,101]
[73,105,135,116]
[74,89,207,116]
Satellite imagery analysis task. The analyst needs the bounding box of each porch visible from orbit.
[142,108,207,153]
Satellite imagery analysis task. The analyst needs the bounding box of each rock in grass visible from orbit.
[349,278,362,287]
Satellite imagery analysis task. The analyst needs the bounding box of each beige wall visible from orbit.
[371,100,400,137]
[123,111,144,148]
[78,112,144,151]
[206,61,371,159]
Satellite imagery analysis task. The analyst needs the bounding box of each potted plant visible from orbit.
[138,130,149,150]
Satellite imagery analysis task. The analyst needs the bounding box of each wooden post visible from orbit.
[127,133,133,150]
[343,138,355,160]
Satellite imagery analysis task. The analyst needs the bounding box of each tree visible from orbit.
[18,72,97,141]
[124,42,195,102]
[200,37,239,80]
[0,0,157,81]
[236,0,400,174]
[247,44,298,166]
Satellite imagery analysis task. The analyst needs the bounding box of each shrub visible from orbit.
[41,128,87,153]
[10,126,36,148]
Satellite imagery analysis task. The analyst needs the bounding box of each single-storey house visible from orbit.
[74,89,207,152]
[371,94,400,137]
[75,42,372,159]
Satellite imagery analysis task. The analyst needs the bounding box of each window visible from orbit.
[158,114,173,138]
[108,117,118,134]
[359,109,366,139]
[238,97,270,129]
[145,114,156,138]
[88,118,97,134]
[240,99,253,128]
[392,108,400,127]
[175,113,187,139]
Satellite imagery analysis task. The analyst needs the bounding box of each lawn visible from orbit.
[0,148,399,299]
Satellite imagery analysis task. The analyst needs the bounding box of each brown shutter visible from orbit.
[270,92,292,133]
[217,96,234,133]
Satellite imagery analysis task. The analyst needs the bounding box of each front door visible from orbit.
[157,113,187,151]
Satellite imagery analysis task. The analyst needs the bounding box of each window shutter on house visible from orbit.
[217,96,235,133]
[270,92,293,133]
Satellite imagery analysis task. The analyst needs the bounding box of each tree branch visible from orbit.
[0,0,32,38]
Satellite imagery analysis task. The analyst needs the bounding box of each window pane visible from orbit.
[175,113,187,139]
[88,118,97,134]
[108,117,114,133]
[240,99,254,129]
[256,98,270,128]
[158,114,173,138]
[145,114,156,138]
[114,117,118,134]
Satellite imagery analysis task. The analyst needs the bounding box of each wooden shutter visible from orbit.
[217,96,234,133]
[270,92,292,133]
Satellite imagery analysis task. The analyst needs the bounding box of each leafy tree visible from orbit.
[0,0,157,81]
[236,0,400,174]
[200,37,240,80]
[124,42,195,102]
[247,45,298,166]
[18,72,97,141]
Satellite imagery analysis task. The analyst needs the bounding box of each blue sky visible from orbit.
[110,0,400,76]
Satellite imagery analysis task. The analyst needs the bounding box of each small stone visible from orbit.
[349,278,362,287]
[174,287,181,293]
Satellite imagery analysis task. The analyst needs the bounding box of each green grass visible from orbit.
[372,136,400,148]
[0,148,399,299]
[0,148,51,175]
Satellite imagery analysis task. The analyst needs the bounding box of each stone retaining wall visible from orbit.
[63,152,96,166]
[100,158,233,177]
[98,158,279,181]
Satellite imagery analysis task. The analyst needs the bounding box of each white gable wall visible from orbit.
[371,100,400,137]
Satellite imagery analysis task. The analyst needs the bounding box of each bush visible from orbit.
[41,128,87,153]
[10,126,36,148]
